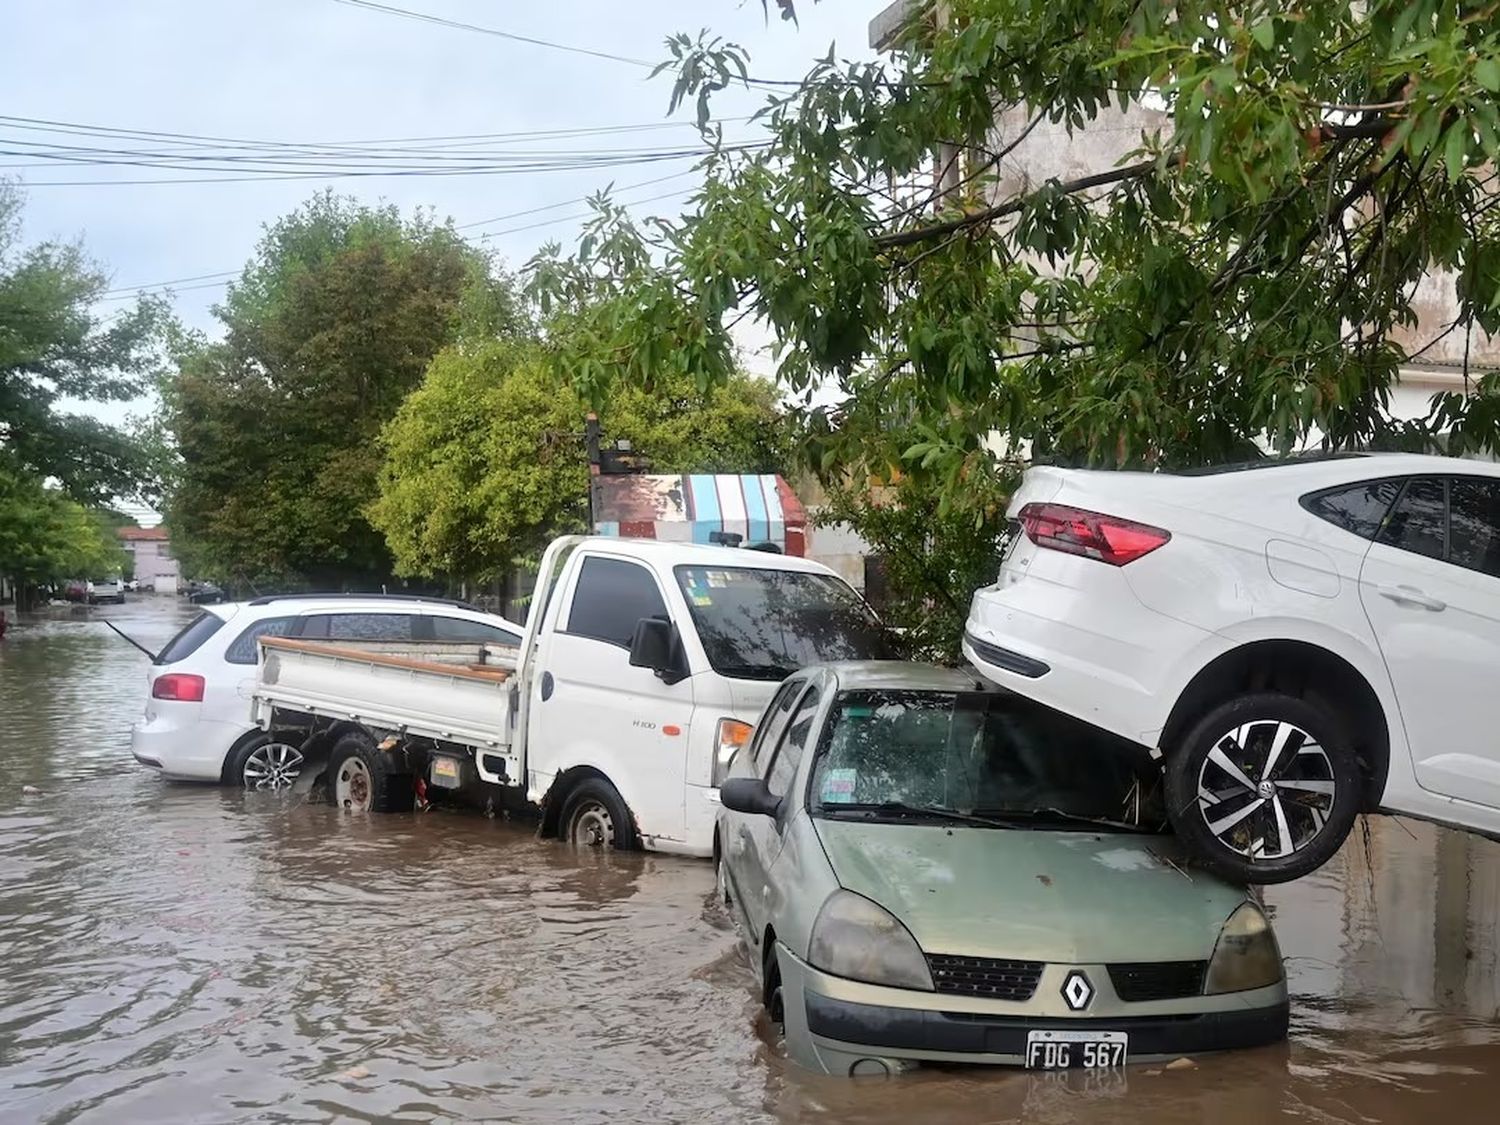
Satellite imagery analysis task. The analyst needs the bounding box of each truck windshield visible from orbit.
[809,690,1166,832]
[674,565,890,680]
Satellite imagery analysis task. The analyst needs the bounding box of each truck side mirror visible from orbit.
[719,777,782,819]
[629,617,687,684]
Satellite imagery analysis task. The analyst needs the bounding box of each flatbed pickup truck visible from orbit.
[252,534,890,855]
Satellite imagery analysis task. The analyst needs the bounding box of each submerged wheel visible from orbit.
[326,731,413,814]
[559,778,638,850]
[1165,692,1361,884]
[231,735,305,789]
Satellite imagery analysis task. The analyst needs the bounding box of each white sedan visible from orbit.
[964,452,1500,884]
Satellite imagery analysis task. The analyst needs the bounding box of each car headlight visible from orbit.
[808,890,934,991]
[1205,902,1284,994]
[712,719,752,787]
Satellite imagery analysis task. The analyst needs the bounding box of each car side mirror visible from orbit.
[719,777,782,819]
[629,617,687,684]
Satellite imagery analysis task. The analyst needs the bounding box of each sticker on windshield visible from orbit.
[821,768,858,803]
[706,570,729,587]
[691,594,713,607]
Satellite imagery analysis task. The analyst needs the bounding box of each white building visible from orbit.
[117,526,180,593]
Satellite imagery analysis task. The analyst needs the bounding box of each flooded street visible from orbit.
[3,599,1500,1124]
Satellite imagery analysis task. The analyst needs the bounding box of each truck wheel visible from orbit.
[327,731,413,814]
[1164,692,1361,884]
[559,778,638,850]
[226,732,305,790]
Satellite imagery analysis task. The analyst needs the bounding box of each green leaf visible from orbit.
[1477,57,1500,93]
[1444,122,1470,182]
[1250,19,1275,51]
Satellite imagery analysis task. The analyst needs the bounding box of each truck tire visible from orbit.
[327,731,413,814]
[1164,692,1361,884]
[559,777,639,850]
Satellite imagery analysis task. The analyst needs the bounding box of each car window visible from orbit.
[1379,477,1446,562]
[1448,477,1500,579]
[1301,479,1400,540]
[767,683,822,798]
[807,690,1166,831]
[298,613,417,641]
[431,615,521,646]
[750,680,805,776]
[155,611,225,665]
[224,615,298,665]
[566,556,668,649]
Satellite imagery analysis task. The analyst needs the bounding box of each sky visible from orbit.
[2,1,881,517]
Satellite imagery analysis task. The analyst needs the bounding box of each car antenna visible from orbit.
[101,620,159,661]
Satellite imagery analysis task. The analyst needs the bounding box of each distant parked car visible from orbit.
[87,577,126,605]
[964,452,1500,886]
[186,581,225,604]
[131,594,524,788]
[715,662,1287,1076]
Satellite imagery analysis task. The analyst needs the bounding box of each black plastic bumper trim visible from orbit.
[963,632,1051,679]
[805,992,1289,1057]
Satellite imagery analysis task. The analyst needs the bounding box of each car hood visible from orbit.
[813,819,1248,963]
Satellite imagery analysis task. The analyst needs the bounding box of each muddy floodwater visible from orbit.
[4,599,1500,1124]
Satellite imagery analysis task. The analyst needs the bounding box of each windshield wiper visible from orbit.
[976,807,1154,833]
[822,802,1016,829]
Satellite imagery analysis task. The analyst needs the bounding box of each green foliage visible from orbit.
[0,181,170,506]
[370,341,790,583]
[165,192,525,587]
[529,0,1500,532]
[0,455,128,588]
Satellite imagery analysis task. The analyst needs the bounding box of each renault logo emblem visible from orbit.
[1061,970,1094,1011]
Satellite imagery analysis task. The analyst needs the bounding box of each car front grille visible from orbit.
[1107,960,1207,1002]
[927,954,1045,1001]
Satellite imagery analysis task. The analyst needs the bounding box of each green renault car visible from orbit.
[715,662,1289,1077]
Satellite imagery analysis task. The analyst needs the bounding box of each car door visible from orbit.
[1358,475,1500,807]
[735,679,823,951]
[532,554,697,843]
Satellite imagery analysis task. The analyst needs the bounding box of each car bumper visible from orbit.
[964,558,1226,745]
[778,945,1288,1075]
[131,714,250,782]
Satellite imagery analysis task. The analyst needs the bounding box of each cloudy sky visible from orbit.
[3,0,880,450]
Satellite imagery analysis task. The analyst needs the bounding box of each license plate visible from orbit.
[429,756,461,788]
[1024,1030,1128,1070]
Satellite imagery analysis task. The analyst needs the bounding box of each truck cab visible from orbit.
[516,537,890,855]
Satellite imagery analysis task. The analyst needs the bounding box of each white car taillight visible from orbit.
[1019,502,1171,566]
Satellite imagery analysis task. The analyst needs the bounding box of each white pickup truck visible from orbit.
[251,534,890,856]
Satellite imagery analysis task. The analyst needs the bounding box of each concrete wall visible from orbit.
[805,517,875,592]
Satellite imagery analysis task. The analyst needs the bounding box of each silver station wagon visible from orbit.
[714,662,1289,1076]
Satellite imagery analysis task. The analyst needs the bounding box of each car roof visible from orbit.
[801,661,992,693]
[573,535,837,575]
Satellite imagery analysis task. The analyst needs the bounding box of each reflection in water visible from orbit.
[3,600,1500,1122]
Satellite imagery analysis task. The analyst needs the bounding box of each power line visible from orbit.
[327,0,654,68]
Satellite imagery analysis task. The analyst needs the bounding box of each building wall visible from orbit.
[120,537,182,590]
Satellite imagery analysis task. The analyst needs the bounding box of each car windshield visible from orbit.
[674,565,891,680]
[809,690,1167,832]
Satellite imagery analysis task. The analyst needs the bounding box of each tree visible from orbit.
[166,192,526,588]
[0,181,168,506]
[0,456,128,606]
[369,340,790,584]
[529,0,1500,528]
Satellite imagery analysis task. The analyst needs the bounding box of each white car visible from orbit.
[132,595,523,788]
[964,452,1500,884]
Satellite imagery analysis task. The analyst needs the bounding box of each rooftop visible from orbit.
[117,526,170,542]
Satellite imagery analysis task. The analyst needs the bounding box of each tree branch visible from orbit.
[874,160,1157,250]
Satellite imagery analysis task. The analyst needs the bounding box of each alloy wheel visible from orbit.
[1196,719,1338,860]
[241,742,304,789]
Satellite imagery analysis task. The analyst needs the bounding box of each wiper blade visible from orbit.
[825,802,1016,829]
[977,806,1153,833]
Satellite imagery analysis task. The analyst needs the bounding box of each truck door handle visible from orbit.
[1379,585,1447,611]
[540,671,554,700]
